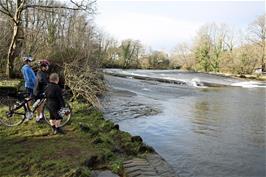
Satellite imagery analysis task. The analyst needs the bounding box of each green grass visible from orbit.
[0,101,148,177]
[0,79,22,96]
[0,79,22,88]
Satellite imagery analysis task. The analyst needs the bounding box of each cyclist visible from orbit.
[21,55,36,101]
[34,59,50,122]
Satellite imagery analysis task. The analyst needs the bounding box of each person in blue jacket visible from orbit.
[21,56,36,100]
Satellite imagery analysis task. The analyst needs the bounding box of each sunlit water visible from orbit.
[103,70,266,177]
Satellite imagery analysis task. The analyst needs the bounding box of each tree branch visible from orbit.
[0,0,14,19]
[25,0,96,14]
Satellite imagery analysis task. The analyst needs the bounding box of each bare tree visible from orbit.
[148,50,169,69]
[171,42,194,70]
[248,14,266,71]
[0,14,12,65]
[0,0,96,78]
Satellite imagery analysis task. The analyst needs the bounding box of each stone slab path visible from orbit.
[91,170,119,177]
[123,154,178,177]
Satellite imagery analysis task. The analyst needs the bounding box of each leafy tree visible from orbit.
[194,31,212,72]
[118,39,143,69]
[193,23,235,72]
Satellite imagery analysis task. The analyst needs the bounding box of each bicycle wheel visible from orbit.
[0,97,25,127]
[43,102,72,127]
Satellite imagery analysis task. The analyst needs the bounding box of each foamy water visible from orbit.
[231,81,266,88]
[105,69,266,89]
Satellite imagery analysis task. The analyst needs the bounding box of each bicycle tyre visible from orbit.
[0,97,25,127]
[43,101,72,127]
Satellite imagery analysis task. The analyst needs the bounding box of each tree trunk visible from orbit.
[6,24,23,78]
[261,42,265,72]
[6,0,25,78]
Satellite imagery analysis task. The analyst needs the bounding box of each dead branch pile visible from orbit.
[63,61,106,110]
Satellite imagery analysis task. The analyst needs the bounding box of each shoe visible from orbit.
[52,126,57,135]
[52,125,58,135]
[36,118,44,123]
[53,129,58,135]
[56,127,65,134]
[36,116,44,123]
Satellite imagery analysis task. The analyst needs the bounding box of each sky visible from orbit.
[94,0,265,52]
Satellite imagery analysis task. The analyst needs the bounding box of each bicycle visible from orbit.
[0,93,72,127]
[43,100,72,127]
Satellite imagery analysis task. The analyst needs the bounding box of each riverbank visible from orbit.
[0,79,177,177]
[0,100,161,176]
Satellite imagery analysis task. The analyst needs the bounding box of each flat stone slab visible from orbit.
[123,154,178,177]
[91,170,119,177]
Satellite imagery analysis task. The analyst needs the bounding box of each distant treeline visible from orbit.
[101,14,265,74]
[0,0,265,77]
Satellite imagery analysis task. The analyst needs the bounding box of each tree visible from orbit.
[118,39,143,69]
[171,42,194,70]
[98,33,120,68]
[194,27,212,72]
[0,13,12,70]
[233,44,258,74]
[193,23,234,72]
[0,0,95,78]
[148,50,169,69]
[248,14,266,71]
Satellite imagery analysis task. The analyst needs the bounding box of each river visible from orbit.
[103,69,266,177]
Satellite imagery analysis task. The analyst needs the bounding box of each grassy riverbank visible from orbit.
[0,101,153,176]
[0,79,22,96]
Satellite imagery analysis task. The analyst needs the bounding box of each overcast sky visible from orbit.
[95,0,265,52]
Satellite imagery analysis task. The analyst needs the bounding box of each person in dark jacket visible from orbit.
[45,73,65,134]
[34,60,49,122]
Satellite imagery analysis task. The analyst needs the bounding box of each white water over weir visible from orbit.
[104,69,266,88]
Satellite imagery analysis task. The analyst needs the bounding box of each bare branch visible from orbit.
[0,0,14,19]
[25,0,96,14]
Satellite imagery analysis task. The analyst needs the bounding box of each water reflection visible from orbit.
[192,100,214,136]
[184,88,266,177]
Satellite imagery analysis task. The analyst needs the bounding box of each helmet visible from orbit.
[23,55,33,62]
[39,59,50,67]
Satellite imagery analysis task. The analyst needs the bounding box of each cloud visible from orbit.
[96,12,203,51]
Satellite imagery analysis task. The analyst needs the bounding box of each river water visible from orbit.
[103,69,266,177]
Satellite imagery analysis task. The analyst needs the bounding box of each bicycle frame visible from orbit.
[8,97,46,118]
[29,97,47,113]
